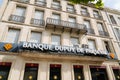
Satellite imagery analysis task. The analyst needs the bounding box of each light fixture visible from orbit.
[28,75,33,80]
[53,75,57,80]
[78,75,81,79]
[0,76,2,79]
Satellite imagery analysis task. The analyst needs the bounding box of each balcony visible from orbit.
[98,31,109,37]
[93,14,103,20]
[81,11,90,17]
[31,18,45,27]
[51,3,61,10]
[13,0,29,3]
[66,7,76,13]
[87,28,95,34]
[35,0,46,7]
[9,15,25,23]
[46,18,87,34]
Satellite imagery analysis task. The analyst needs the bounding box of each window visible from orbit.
[52,13,60,20]
[23,63,38,80]
[35,0,46,6]
[20,0,29,3]
[50,64,61,80]
[0,62,11,80]
[68,17,76,23]
[29,32,41,43]
[15,6,26,16]
[5,29,20,43]
[90,66,108,80]
[81,7,89,16]
[51,35,60,45]
[112,67,120,80]
[70,37,79,46]
[34,10,44,19]
[109,15,117,24]
[114,28,120,40]
[52,0,61,10]
[88,39,96,50]
[84,20,91,29]
[93,10,101,19]
[104,41,111,53]
[97,23,104,31]
[74,65,84,80]
[67,4,75,13]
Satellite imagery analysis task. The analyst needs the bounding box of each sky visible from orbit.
[0,0,120,10]
[103,0,120,10]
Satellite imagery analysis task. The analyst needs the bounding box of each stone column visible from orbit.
[83,64,91,80]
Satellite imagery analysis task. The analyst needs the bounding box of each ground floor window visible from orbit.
[90,66,108,80]
[73,65,84,80]
[50,64,61,80]
[0,62,11,80]
[23,63,38,80]
[112,67,120,80]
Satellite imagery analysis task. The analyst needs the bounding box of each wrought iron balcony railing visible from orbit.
[9,15,25,23]
[51,3,61,10]
[98,31,109,36]
[35,0,46,7]
[31,18,45,27]
[66,7,76,13]
[93,14,103,20]
[81,11,90,17]
[46,18,87,31]
[87,28,95,34]
[13,0,29,3]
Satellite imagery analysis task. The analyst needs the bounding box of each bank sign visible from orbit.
[21,42,108,57]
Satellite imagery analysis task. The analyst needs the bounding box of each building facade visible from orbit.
[0,0,120,80]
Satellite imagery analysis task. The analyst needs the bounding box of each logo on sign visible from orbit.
[4,43,13,51]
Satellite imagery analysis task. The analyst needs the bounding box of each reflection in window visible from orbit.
[29,32,41,43]
[51,35,61,45]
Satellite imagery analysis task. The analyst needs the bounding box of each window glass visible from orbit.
[68,17,76,23]
[70,37,79,46]
[97,23,104,31]
[34,10,44,19]
[88,39,96,50]
[5,29,20,43]
[51,35,60,45]
[84,20,91,29]
[15,7,26,16]
[29,32,41,43]
[52,14,60,19]
[109,15,116,24]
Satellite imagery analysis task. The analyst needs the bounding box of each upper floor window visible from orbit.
[19,0,29,3]
[114,28,120,41]
[84,20,91,29]
[70,37,79,46]
[52,0,61,10]
[52,13,60,20]
[103,41,111,53]
[81,7,89,16]
[109,15,117,24]
[67,4,75,13]
[29,31,41,43]
[88,39,96,50]
[35,0,46,6]
[97,22,104,31]
[93,10,102,19]
[34,10,44,19]
[51,35,61,45]
[15,6,26,16]
[5,29,20,43]
[68,17,76,23]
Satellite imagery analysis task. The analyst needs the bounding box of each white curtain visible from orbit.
[29,32,41,43]
[88,40,96,50]
[15,7,26,16]
[34,11,44,19]
[5,29,20,43]
[51,35,60,45]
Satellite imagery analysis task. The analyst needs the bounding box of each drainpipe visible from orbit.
[104,8,118,60]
